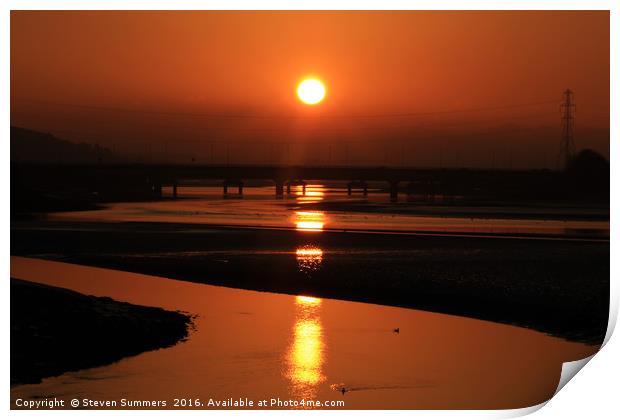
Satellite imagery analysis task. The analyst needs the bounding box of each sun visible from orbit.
[297,78,326,105]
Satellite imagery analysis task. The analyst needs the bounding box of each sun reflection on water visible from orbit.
[295,184,325,204]
[295,211,325,232]
[296,246,324,275]
[285,296,325,403]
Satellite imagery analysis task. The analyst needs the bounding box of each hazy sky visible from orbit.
[11,11,609,168]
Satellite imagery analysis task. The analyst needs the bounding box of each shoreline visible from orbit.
[18,217,610,242]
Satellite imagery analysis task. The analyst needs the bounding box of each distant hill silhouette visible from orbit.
[566,149,610,202]
[11,127,121,164]
[568,149,609,175]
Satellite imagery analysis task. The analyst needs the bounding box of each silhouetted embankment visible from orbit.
[11,188,103,220]
[10,278,193,386]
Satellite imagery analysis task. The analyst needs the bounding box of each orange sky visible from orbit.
[10,11,609,168]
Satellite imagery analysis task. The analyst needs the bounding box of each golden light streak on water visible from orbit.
[294,211,325,232]
[285,296,325,404]
[295,184,326,204]
[296,246,324,275]
[295,295,321,306]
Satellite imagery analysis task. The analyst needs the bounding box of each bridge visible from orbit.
[11,163,564,203]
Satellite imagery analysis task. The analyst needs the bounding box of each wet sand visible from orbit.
[11,220,609,344]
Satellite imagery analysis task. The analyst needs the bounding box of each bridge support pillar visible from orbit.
[389,181,400,203]
[153,181,163,198]
[348,180,368,196]
[172,181,178,199]
[275,180,284,198]
[286,180,307,196]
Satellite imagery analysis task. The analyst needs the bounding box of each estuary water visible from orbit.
[48,184,609,238]
[11,256,596,410]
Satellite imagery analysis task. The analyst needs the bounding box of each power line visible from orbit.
[17,98,559,120]
[208,111,559,133]
[42,121,559,148]
[34,110,558,149]
[15,106,559,135]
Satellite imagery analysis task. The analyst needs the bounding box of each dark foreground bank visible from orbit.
[10,279,193,386]
[11,221,610,345]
